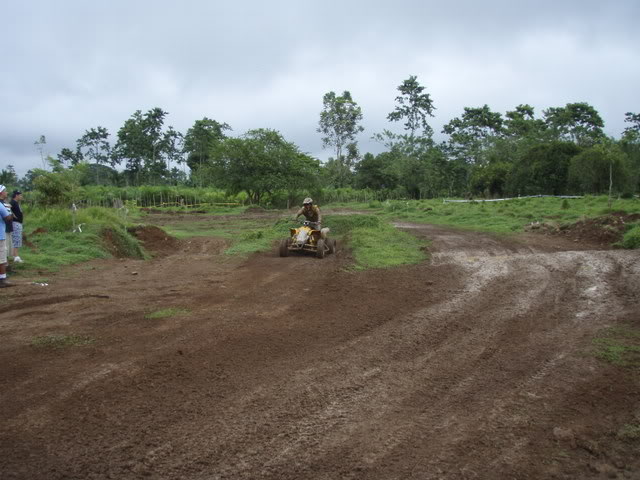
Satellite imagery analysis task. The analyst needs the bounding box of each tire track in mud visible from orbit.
[182,227,639,478]
[100,226,637,479]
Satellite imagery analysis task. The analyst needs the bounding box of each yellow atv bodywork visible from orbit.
[279,221,335,259]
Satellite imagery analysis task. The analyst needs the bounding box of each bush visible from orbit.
[621,225,640,249]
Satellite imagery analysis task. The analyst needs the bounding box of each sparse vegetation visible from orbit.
[31,334,95,349]
[145,308,190,319]
[617,424,640,442]
[621,225,640,249]
[592,325,640,367]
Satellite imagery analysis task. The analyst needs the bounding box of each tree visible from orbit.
[34,135,47,169]
[543,102,605,146]
[622,112,640,142]
[354,153,396,190]
[114,108,177,185]
[387,75,436,138]
[183,117,231,180]
[0,165,18,186]
[58,147,84,166]
[318,90,364,165]
[507,141,581,195]
[621,112,640,192]
[469,161,512,197]
[211,129,319,204]
[77,126,112,184]
[503,104,546,140]
[568,142,634,195]
[162,126,184,176]
[442,105,504,165]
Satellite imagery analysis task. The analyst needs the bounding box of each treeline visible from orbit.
[3,76,640,202]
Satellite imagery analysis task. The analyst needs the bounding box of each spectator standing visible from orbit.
[0,185,14,287]
[3,196,13,265]
[10,191,23,263]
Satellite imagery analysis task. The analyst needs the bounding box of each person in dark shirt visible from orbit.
[10,190,23,263]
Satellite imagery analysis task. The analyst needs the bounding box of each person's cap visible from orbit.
[11,190,22,198]
[303,197,313,205]
[0,185,6,193]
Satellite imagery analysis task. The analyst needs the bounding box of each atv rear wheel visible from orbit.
[279,237,291,257]
[316,239,326,259]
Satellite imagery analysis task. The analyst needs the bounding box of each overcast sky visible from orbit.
[2,0,639,176]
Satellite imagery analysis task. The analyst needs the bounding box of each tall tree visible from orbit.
[114,110,146,183]
[622,112,640,141]
[442,105,504,165]
[619,112,640,192]
[317,90,364,165]
[114,108,174,185]
[387,75,436,138]
[0,165,18,186]
[162,126,184,175]
[58,147,84,166]
[77,126,112,184]
[183,117,231,176]
[34,135,47,169]
[543,102,605,146]
[503,104,546,139]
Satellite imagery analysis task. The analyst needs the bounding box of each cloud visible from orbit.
[2,0,639,175]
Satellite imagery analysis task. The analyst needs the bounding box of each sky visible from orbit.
[2,0,639,176]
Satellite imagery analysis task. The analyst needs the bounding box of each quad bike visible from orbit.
[279,220,337,259]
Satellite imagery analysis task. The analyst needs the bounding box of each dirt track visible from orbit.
[1,213,639,479]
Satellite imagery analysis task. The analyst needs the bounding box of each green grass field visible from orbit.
[365,195,640,234]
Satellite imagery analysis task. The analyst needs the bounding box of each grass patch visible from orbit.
[31,334,95,349]
[592,325,640,367]
[365,196,640,235]
[19,231,110,272]
[145,308,190,319]
[348,222,428,269]
[13,206,146,274]
[620,225,640,249]
[224,219,288,256]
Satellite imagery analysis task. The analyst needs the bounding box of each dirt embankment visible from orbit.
[0,214,638,480]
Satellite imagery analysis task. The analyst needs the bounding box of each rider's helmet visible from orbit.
[303,197,313,206]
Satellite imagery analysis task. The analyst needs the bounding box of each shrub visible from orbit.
[621,225,640,249]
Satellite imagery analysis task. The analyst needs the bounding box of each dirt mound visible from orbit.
[527,212,640,247]
[244,206,269,214]
[128,225,180,255]
[30,227,49,235]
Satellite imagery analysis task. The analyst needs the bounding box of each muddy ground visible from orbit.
[1,211,639,480]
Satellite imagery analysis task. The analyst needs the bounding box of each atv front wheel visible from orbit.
[316,239,326,259]
[279,237,291,257]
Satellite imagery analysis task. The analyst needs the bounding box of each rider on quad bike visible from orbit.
[295,198,328,239]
